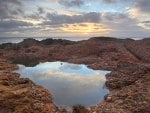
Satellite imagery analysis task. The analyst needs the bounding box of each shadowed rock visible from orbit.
[0,37,150,113]
[73,105,89,113]
[11,55,40,66]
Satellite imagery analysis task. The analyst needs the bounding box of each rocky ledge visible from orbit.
[0,37,150,113]
[0,59,67,113]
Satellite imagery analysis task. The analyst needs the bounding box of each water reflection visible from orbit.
[17,61,110,107]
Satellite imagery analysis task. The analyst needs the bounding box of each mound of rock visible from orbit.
[0,37,150,113]
[0,59,67,113]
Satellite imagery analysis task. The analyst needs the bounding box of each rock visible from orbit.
[72,105,89,113]
[104,94,112,102]
[0,37,150,113]
[0,59,64,113]
[11,55,40,66]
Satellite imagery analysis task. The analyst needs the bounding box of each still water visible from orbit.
[17,61,110,107]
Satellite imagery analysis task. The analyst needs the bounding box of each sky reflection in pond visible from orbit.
[17,61,110,107]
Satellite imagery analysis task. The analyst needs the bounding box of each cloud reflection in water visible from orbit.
[17,61,110,107]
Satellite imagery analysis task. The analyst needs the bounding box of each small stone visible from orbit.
[117,100,123,104]
[102,109,109,113]
[2,81,9,86]
[104,94,112,102]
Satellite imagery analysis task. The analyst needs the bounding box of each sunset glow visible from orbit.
[61,23,110,34]
[0,0,149,38]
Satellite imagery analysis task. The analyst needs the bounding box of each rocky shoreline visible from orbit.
[0,37,150,113]
[0,59,68,113]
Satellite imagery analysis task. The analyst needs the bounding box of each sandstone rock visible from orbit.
[104,94,112,102]
[0,37,150,113]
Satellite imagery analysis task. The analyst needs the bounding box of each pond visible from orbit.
[16,61,110,107]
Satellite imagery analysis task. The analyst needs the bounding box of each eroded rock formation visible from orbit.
[0,37,150,113]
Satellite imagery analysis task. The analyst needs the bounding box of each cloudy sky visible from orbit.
[0,0,149,39]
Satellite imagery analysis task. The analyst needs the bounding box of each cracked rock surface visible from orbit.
[0,37,150,113]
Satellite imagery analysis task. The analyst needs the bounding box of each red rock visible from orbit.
[0,37,150,113]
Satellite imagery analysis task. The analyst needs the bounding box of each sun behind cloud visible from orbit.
[61,23,111,35]
[0,0,149,38]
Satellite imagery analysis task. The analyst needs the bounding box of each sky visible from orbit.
[0,0,150,39]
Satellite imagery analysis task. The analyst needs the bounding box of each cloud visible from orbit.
[42,12,101,25]
[102,0,150,14]
[0,0,23,19]
[127,0,150,29]
[141,21,150,24]
[139,20,150,29]
[0,0,149,38]
[38,7,45,14]
[102,0,119,4]
[100,12,150,38]
[0,0,22,6]
[101,12,139,30]
[0,19,33,32]
[41,11,149,37]
[101,12,127,21]
[58,0,84,7]
[60,63,82,70]
[135,0,150,13]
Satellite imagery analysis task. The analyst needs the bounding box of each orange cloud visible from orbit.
[61,23,112,35]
